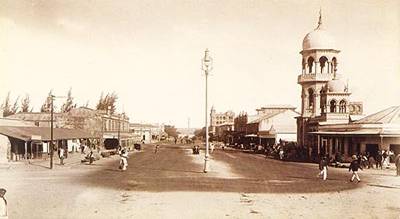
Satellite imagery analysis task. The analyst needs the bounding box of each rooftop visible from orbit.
[354,106,400,124]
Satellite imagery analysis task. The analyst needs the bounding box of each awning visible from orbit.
[310,129,381,135]
[245,134,258,137]
[0,126,98,141]
[259,134,276,139]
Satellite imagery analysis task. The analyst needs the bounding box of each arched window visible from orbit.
[330,99,337,113]
[307,57,314,73]
[319,56,328,73]
[308,88,314,109]
[331,57,337,73]
[339,100,347,113]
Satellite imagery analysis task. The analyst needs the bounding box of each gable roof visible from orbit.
[354,106,400,124]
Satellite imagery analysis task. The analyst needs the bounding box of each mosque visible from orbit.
[296,12,400,161]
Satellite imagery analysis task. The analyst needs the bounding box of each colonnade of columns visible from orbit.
[302,60,338,75]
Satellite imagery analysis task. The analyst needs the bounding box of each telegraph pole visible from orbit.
[50,95,54,169]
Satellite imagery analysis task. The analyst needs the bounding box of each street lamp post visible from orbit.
[202,48,213,173]
[49,94,66,169]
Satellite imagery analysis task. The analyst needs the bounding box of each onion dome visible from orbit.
[327,74,346,92]
[302,11,336,50]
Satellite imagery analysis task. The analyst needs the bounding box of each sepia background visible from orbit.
[0,0,399,128]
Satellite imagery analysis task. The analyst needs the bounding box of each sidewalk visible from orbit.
[2,152,102,171]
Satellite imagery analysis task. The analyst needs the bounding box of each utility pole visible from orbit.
[117,113,121,147]
[49,94,66,169]
[50,95,54,169]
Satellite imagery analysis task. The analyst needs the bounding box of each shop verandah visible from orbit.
[0,126,99,162]
[309,131,400,162]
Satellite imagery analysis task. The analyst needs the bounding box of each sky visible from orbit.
[0,0,399,128]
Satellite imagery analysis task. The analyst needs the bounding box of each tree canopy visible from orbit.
[96,92,118,114]
[40,90,53,113]
[20,94,32,113]
[1,92,19,117]
[60,88,77,113]
[164,125,179,138]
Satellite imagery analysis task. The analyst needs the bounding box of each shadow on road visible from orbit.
[75,144,365,194]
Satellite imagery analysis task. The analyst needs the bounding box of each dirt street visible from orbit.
[0,144,399,218]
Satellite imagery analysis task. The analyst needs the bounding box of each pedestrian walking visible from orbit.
[279,149,284,160]
[395,153,400,177]
[318,156,328,180]
[349,155,363,183]
[59,147,65,165]
[119,148,129,171]
[154,144,160,153]
[375,151,383,169]
[382,150,389,169]
[0,188,7,219]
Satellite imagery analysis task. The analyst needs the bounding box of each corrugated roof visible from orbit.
[248,111,282,124]
[0,126,97,141]
[7,112,61,121]
[354,106,400,124]
[258,104,296,109]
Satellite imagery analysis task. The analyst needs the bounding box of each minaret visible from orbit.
[298,10,339,118]
[297,11,340,148]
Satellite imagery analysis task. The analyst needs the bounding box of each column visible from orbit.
[317,135,321,155]
[360,142,366,154]
[24,141,28,159]
[335,138,339,152]
[327,61,330,73]
[344,137,349,157]
[315,93,321,116]
[314,61,318,74]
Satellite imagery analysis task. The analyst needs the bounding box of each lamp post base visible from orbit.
[203,155,210,173]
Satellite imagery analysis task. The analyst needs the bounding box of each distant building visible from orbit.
[233,105,299,146]
[129,123,163,143]
[210,106,235,141]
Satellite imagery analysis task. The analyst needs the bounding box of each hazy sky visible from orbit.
[0,0,399,128]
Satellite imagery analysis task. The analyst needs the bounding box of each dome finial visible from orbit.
[316,8,322,29]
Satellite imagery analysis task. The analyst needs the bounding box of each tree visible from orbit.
[40,90,53,113]
[11,96,19,115]
[96,91,118,114]
[60,88,76,113]
[194,127,206,138]
[20,94,32,112]
[83,100,89,108]
[1,92,13,117]
[164,125,179,138]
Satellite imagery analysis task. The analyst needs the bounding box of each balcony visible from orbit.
[298,73,332,84]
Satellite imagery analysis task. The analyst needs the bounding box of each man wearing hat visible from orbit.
[318,155,329,181]
[349,155,363,183]
[0,188,8,219]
